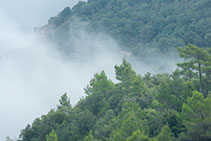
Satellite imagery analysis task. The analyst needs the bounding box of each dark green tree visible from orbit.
[180,91,211,141]
[178,44,209,97]
[57,93,72,109]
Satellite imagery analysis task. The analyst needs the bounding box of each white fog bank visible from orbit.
[0,16,123,139]
[0,0,84,32]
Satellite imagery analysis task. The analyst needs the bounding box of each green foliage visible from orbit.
[126,130,150,141]
[41,0,211,54]
[156,74,184,111]
[180,91,211,141]
[20,0,211,140]
[177,44,211,97]
[93,110,115,140]
[182,91,211,121]
[156,125,174,141]
[83,71,115,116]
[19,56,211,141]
[20,95,73,141]
[57,93,72,109]
[109,102,145,141]
[48,7,71,26]
[83,130,98,141]
[142,108,165,137]
[46,129,58,141]
[115,59,136,83]
[114,59,151,109]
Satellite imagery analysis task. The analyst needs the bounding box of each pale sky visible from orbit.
[0,0,82,31]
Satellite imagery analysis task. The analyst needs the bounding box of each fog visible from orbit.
[0,0,180,140]
[0,14,123,140]
[0,0,82,32]
[0,0,93,139]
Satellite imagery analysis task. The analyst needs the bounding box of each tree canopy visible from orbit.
[37,0,211,54]
[19,45,211,141]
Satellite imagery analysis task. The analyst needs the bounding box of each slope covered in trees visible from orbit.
[19,45,211,141]
[19,1,211,140]
[38,0,211,54]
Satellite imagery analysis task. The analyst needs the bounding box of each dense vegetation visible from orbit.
[19,0,211,140]
[37,0,211,54]
[19,44,211,141]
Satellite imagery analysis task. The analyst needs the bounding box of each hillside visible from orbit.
[19,45,211,141]
[37,0,211,54]
[17,0,211,140]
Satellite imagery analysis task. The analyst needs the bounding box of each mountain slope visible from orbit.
[37,0,211,54]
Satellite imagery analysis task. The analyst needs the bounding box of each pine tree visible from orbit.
[178,44,209,97]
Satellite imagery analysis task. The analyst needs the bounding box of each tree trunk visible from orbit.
[197,58,204,97]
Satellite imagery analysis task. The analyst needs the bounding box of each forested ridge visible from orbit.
[19,44,211,141]
[37,0,211,54]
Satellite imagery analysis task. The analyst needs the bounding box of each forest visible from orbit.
[37,0,211,54]
[15,0,211,140]
[19,44,211,141]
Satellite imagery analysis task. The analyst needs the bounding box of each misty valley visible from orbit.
[1,0,211,141]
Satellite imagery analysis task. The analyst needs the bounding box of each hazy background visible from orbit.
[0,0,82,32]
[0,0,179,140]
[0,0,90,139]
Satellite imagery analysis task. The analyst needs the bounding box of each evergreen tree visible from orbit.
[180,91,211,141]
[178,44,210,97]
[57,93,71,109]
